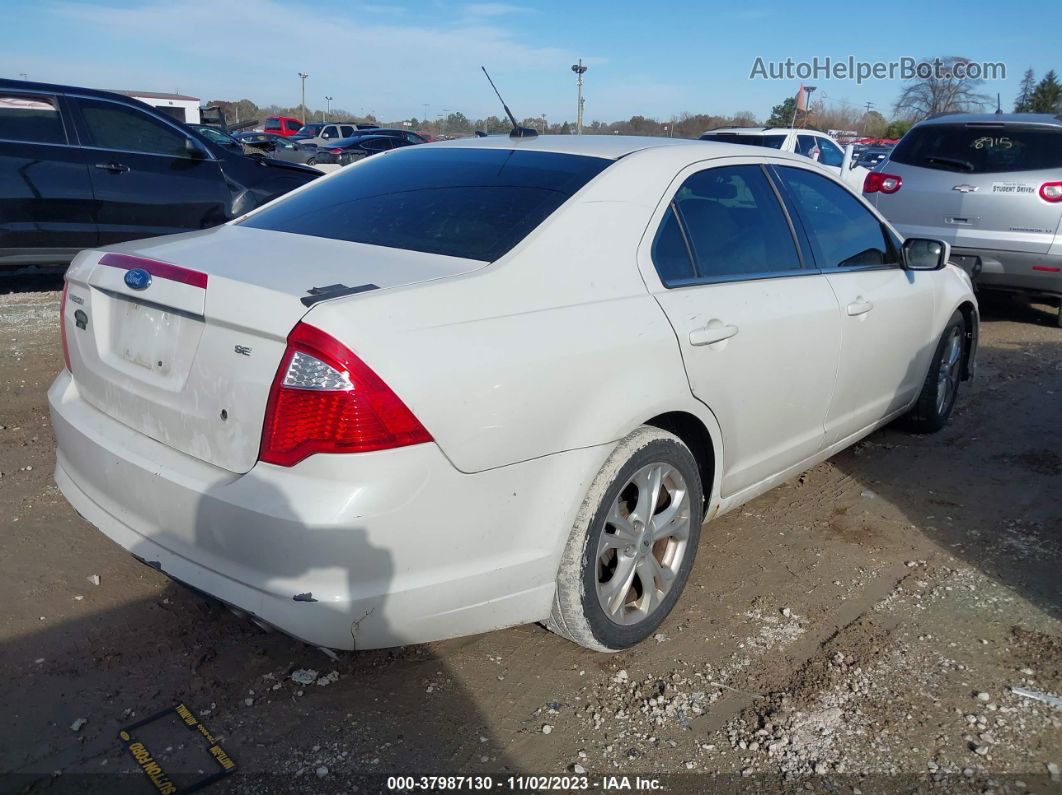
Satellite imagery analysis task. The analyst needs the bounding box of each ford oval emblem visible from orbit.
[124,268,152,290]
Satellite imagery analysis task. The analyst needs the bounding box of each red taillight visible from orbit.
[60,281,71,372]
[259,323,432,467]
[1039,182,1062,203]
[863,172,902,194]
[328,148,343,154]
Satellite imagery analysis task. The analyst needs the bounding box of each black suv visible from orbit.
[0,79,320,268]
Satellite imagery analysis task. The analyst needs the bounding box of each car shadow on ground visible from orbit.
[0,267,65,295]
[830,295,1061,623]
[0,472,521,792]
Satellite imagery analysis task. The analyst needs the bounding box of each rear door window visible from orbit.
[0,94,66,144]
[890,124,1062,173]
[796,135,822,160]
[339,125,355,137]
[241,147,611,261]
[653,164,801,285]
[76,99,195,157]
[775,166,896,268]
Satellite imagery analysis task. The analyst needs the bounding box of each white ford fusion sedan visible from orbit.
[50,135,977,652]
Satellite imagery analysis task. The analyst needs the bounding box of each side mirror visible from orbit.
[183,137,207,159]
[903,238,950,271]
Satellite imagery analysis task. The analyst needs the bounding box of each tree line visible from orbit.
[207,56,1061,141]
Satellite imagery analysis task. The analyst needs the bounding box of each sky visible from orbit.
[3,0,1059,124]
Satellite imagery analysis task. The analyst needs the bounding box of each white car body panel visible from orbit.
[50,135,977,649]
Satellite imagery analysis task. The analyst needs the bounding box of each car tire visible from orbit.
[901,310,966,434]
[547,426,703,652]
[306,157,317,166]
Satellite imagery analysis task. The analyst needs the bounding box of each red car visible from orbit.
[263,116,304,137]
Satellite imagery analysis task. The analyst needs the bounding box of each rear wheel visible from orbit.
[306,157,317,166]
[902,310,966,433]
[547,426,703,651]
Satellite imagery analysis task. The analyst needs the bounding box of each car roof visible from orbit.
[917,112,1062,127]
[702,127,822,136]
[429,133,718,160]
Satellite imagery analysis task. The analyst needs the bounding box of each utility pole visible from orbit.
[861,100,875,134]
[325,95,333,121]
[571,59,588,135]
[298,72,309,124]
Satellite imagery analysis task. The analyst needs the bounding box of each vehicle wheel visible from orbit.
[547,426,704,652]
[901,310,966,433]
[1056,300,1062,328]
[306,157,317,166]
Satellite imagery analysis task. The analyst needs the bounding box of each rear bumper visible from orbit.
[951,246,1062,298]
[49,370,608,649]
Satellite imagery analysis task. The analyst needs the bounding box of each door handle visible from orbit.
[846,298,874,316]
[94,162,130,174]
[689,323,739,346]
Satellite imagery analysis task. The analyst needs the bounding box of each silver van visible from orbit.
[865,113,1062,324]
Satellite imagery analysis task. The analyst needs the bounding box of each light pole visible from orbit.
[571,59,587,135]
[324,95,333,121]
[18,72,28,80]
[802,86,816,128]
[297,72,309,124]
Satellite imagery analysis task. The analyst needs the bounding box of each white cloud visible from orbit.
[40,0,573,118]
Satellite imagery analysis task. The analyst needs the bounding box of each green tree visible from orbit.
[765,97,797,128]
[884,119,914,139]
[1014,68,1036,112]
[1030,70,1062,113]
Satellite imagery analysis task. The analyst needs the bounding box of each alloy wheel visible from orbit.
[595,463,691,626]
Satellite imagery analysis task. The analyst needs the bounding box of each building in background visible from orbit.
[117,90,200,124]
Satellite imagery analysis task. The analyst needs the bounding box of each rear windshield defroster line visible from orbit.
[240,147,612,262]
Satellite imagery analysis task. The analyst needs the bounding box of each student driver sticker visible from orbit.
[991,182,1036,195]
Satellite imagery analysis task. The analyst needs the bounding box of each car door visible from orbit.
[0,91,97,260]
[72,96,230,244]
[644,161,842,497]
[772,165,935,445]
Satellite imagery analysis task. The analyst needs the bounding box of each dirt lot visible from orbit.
[1,273,1060,794]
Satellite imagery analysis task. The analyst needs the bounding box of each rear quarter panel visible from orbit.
[303,153,722,474]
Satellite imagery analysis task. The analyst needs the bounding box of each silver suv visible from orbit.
[865,113,1062,324]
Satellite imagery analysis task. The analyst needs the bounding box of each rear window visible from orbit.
[0,94,66,144]
[700,133,787,149]
[241,147,611,261]
[264,118,281,130]
[891,124,1062,173]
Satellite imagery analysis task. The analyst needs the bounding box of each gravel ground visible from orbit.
[1,273,1060,794]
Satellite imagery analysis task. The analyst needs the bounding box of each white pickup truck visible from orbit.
[699,127,869,187]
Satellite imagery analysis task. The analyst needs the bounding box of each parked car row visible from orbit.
[0,79,321,268]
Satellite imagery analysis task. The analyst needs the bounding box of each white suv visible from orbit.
[700,127,869,187]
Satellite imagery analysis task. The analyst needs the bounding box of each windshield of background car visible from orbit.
[890,124,1062,173]
[700,133,787,148]
[241,147,612,261]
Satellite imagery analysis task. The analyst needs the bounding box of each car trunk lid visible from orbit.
[62,224,484,473]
